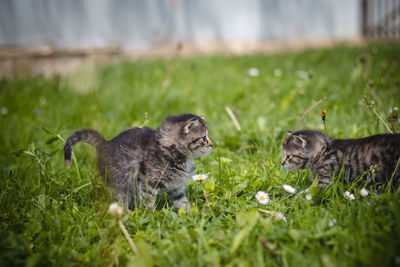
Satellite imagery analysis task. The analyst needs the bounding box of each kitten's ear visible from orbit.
[286,131,294,135]
[292,135,307,148]
[183,119,199,134]
[200,116,205,120]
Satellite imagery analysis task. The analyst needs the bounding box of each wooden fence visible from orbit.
[362,0,400,39]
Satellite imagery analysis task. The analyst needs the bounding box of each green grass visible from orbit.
[1,44,400,267]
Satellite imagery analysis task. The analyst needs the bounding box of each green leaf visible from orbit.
[178,207,187,216]
[131,238,154,267]
[12,149,25,157]
[309,174,320,197]
[204,180,215,192]
[289,229,302,241]
[230,210,260,255]
[236,211,248,227]
[190,206,199,215]
[41,126,52,134]
[220,157,232,164]
[235,209,259,227]
[45,137,59,145]
[230,226,252,255]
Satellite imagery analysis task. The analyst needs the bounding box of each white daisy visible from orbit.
[248,67,259,77]
[0,107,8,115]
[192,173,208,181]
[108,202,123,219]
[273,68,282,77]
[296,70,308,80]
[328,218,337,227]
[275,212,287,222]
[344,191,355,200]
[360,188,369,197]
[255,191,270,205]
[282,184,296,194]
[305,194,312,200]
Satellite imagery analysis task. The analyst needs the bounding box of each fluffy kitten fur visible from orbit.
[64,114,213,211]
[282,130,400,189]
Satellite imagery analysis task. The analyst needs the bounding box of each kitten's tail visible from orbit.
[64,129,106,168]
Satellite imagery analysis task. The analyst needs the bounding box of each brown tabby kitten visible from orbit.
[282,130,400,189]
[64,114,213,211]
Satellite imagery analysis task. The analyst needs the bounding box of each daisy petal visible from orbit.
[255,191,270,205]
[360,188,368,197]
[275,212,287,222]
[192,173,208,181]
[344,191,355,200]
[282,184,296,194]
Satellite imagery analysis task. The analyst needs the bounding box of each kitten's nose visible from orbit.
[208,138,213,147]
[281,160,285,166]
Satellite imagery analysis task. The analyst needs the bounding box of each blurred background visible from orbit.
[0,0,399,78]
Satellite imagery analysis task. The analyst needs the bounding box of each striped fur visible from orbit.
[64,129,105,167]
[282,130,400,189]
[63,114,212,210]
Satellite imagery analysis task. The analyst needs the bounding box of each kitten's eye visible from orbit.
[286,155,291,160]
[201,136,207,142]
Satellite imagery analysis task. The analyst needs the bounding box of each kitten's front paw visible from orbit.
[174,199,191,212]
[141,198,156,211]
[184,202,192,213]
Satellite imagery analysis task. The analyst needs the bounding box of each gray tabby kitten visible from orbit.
[64,114,213,211]
[282,130,400,189]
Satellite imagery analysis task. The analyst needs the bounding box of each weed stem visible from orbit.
[118,220,139,255]
[203,189,215,218]
[225,106,241,131]
[257,208,275,217]
[296,97,327,131]
[371,107,393,134]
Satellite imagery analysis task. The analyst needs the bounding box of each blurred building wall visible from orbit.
[0,0,361,50]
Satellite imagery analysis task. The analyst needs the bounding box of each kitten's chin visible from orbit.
[193,147,212,158]
[283,165,301,171]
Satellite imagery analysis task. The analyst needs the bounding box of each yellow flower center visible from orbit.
[277,217,282,221]
[259,195,265,200]
[198,175,203,180]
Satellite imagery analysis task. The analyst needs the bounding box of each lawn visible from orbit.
[1,44,400,267]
